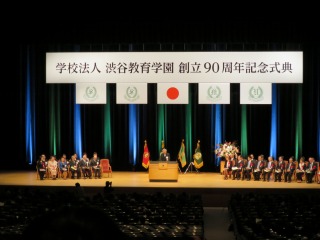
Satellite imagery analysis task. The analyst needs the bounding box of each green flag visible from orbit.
[178,139,186,168]
[193,140,203,169]
[160,140,165,157]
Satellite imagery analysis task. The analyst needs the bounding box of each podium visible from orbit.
[149,161,179,182]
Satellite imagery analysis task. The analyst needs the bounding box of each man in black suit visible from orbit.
[306,157,317,183]
[160,148,170,161]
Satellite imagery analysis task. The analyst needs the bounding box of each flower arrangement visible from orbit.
[214,141,240,158]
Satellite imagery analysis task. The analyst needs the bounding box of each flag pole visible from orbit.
[184,140,200,174]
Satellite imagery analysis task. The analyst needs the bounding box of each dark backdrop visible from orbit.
[4,12,320,171]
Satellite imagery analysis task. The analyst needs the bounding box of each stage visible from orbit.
[0,170,319,207]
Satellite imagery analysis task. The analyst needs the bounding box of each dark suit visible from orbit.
[306,162,317,183]
[79,158,92,178]
[274,161,285,182]
[37,160,47,180]
[262,161,275,181]
[243,160,254,180]
[253,160,264,181]
[232,160,244,180]
[284,162,295,182]
[160,153,170,161]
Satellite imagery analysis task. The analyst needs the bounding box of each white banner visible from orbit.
[116,83,148,104]
[76,83,106,104]
[240,83,272,104]
[46,52,303,83]
[157,83,188,104]
[198,83,230,104]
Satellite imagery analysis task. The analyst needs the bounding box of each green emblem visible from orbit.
[125,86,139,102]
[84,86,98,101]
[249,86,263,102]
[207,86,222,102]
[194,152,202,160]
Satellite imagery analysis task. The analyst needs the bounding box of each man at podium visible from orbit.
[160,148,170,161]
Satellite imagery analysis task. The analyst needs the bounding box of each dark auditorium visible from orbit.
[2,11,320,240]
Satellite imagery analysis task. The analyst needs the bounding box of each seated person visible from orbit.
[59,155,69,179]
[253,155,265,181]
[69,154,81,179]
[223,155,233,180]
[90,152,101,179]
[37,154,47,180]
[243,154,254,181]
[262,156,275,181]
[274,156,285,182]
[160,148,170,161]
[317,163,320,184]
[47,155,58,180]
[284,156,296,183]
[232,155,244,180]
[296,156,306,183]
[79,152,92,179]
[306,157,317,183]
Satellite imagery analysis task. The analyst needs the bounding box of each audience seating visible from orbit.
[0,187,204,239]
[228,192,320,240]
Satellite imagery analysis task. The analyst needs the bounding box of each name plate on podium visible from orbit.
[149,161,178,182]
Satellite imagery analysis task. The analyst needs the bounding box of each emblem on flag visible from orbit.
[207,86,222,102]
[249,86,263,102]
[76,83,106,104]
[125,86,140,102]
[193,140,203,169]
[84,86,98,101]
[117,83,147,104]
[178,139,187,168]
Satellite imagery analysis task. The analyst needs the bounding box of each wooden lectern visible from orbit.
[149,161,179,182]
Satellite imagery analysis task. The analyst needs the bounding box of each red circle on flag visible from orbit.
[167,87,179,100]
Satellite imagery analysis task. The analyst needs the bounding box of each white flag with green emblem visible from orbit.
[198,83,230,104]
[116,83,148,104]
[240,83,272,104]
[76,83,106,104]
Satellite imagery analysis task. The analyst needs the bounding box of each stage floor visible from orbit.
[0,170,319,189]
[1,170,319,207]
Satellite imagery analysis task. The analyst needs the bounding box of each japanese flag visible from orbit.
[157,83,189,104]
[76,83,106,104]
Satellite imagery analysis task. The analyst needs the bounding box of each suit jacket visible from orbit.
[307,162,317,173]
[254,161,264,171]
[244,160,254,171]
[265,161,275,170]
[285,162,296,173]
[236,160,244,170]
[160,153,170,161]
[278,161,285,170]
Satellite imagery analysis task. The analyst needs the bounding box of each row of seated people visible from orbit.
[222,154,320,183]
[36,152,111,180]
